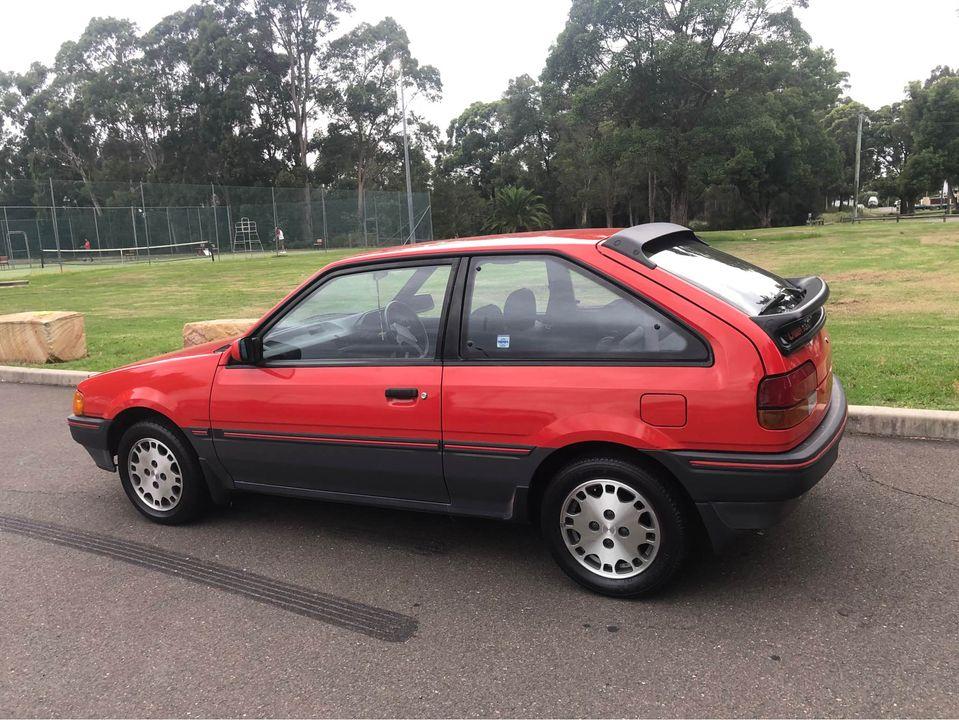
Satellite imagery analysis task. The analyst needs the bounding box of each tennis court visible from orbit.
[0,179,434,272]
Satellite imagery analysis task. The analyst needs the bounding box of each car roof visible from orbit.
[329,228,619,266]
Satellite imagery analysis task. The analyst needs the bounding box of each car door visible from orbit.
[210,258,457,503]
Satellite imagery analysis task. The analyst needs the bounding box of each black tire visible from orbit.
[540,456,689,598]
[117,419,208,525]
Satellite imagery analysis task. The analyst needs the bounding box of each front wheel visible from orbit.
[541,456,690,597]
[117,420,207,525]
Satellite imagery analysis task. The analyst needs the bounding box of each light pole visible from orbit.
[398,64,416,243]
[852,112,864,223]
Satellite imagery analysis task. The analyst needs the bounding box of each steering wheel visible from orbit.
[383,301,429,358]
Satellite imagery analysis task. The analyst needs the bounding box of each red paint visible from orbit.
[72,229,837,471]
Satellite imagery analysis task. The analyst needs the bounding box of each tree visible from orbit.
[908,72,959,211]
[543,0,827,225]
[140,3,283,185]
[321,17,441,230]
[252,0,351,176]
[485,185,551,232]
[718,44,842,225]
[823,100,877,206]
[430,175,488,238]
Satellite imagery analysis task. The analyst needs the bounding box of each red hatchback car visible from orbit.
[69,223,846,597]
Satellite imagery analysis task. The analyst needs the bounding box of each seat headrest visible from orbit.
[504,288,537,331]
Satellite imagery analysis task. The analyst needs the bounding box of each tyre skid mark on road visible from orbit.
[0,514,417,643]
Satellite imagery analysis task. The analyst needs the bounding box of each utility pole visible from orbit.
[398,66,416,243]
[852,112,864,223]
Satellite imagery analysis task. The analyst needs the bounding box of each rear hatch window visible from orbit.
[645,238,804,316]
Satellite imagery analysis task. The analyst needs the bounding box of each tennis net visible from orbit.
[41,241,216,266]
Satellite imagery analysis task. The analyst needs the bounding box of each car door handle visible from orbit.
[385,387,418,400]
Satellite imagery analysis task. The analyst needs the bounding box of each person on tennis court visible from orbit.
[274,226,286,255]
[82,238,92,262]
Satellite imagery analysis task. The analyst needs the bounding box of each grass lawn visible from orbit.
[1,221,957,409]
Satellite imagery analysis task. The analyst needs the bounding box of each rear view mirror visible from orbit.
[407,293,435,314]
[236,336,263,364]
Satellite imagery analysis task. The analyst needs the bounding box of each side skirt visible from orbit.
[232,480,526,521]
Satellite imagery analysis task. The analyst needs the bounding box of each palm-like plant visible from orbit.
[485,185,552,233]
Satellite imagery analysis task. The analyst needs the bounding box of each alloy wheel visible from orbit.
[560,478,661,579]
[127,437,183,511]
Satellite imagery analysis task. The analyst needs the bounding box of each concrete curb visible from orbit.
[0,365,97,387]
[1,364,958,442]
[847,404,959,442]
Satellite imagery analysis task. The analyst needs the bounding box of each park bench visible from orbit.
[0,255,9,269]
[313,238,325,249]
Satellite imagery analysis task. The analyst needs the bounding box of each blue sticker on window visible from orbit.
[496,335,510,349]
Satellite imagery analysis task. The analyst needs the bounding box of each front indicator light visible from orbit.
[72,390,85,416]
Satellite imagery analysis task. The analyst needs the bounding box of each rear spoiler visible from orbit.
[601,223,706,269]
[751,276,830,355]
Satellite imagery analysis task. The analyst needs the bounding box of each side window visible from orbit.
[262,263,452,362]
[462,255,707,362]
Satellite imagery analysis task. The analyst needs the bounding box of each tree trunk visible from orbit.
[759,205,773,228]
[628,203,635,226]
[579,202,588,228]
[669,184,688,226]
[605,199,614,228]
[302,183,313,246]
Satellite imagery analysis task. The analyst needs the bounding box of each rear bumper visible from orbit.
[67,415,115,471]
[657,376,848,549]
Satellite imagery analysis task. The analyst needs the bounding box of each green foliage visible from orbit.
[430,175,488,238]
[485,186,551,233]
[0,0,436,207]
[434,0,849,234]
[317,16,441,224]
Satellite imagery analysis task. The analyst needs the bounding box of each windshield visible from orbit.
[647,239,799,315]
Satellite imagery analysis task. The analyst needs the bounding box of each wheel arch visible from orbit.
[525,442,703,540]
[107,406,180,455]
[108,406,230,506]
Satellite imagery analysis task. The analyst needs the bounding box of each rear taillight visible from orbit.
[757,361,818,430]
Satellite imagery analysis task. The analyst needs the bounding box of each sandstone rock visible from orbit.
[182,318,256,348]
[0,311,87,363]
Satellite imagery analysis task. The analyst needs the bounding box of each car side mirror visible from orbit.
[235,336,263,364]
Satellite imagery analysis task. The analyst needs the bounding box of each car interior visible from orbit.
[257,255,705,363]
[261,264,450,361]
[464,256,705,360]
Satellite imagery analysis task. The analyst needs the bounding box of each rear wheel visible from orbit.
[541,456,689,597]
[117,420,207,524]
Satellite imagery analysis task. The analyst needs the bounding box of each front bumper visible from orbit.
[67,415,115,471]
[657,375,848,549]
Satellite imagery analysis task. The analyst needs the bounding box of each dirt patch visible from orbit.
[827,269,925,284]
[918,234,959,246]
[827,269,959,317]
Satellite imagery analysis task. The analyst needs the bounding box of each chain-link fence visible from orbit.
[0,179,433,269]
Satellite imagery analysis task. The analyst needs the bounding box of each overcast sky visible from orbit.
[1,0,957,133]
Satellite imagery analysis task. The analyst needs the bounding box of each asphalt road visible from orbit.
[1,382,956,718]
